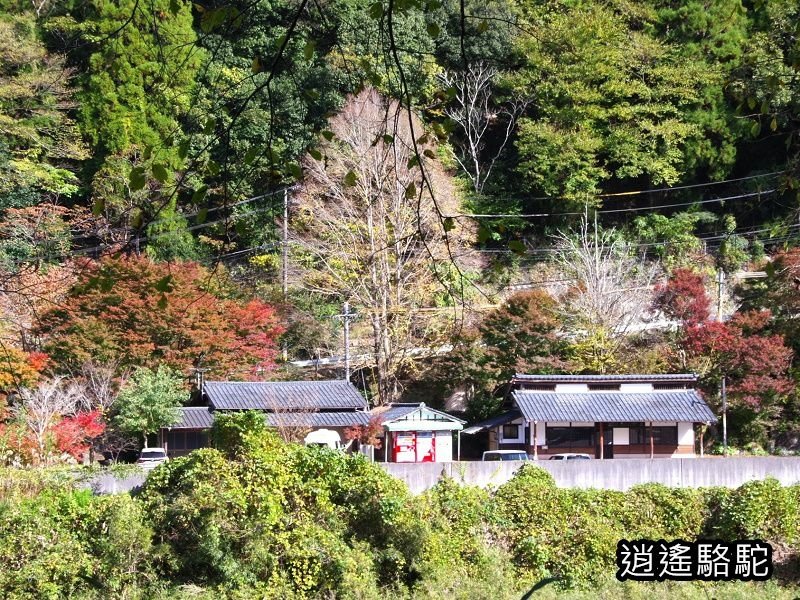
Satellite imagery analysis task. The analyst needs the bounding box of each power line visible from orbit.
[2,198,286,269]
[444,187,782,220]
[597,170,785,198]
[597,189,777,214]
[482,169,786,203]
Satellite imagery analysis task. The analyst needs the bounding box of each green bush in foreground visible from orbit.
[0,450,798,598]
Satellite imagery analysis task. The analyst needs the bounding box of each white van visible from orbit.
[304,428,343,450]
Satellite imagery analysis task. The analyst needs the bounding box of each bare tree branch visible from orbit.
[439,62,528,193]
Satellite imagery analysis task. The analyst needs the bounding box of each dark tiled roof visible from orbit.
[512,391,716,423]
[204,380,368,411]
[264,411,371,428]
[171,407,214,429]
[463,410,521,435]
[514,373,697,383]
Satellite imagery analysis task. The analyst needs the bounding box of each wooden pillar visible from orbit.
[599,422,604,460]
[699,425,705,458]
[649,422,654,459]
[384,432,389,462]
[533,421,538,460]
[457,430,461,461]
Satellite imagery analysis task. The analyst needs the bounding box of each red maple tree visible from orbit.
[682,310,793,410]
[53,410,106,460]
[653,268,711,325]
[37,255,284,379]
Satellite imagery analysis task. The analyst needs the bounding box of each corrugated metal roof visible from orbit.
[264,411,371,428]
[512,391,716,423]
[171,407,215,429]
[378,404,424,422]
[462,410,522,435]
[205,380,368,411]
[514,373,697,383]
[376,403,465,425]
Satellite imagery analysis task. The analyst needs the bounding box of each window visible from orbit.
[502,424,520,440]
[546,427,595,449]
[630,425,678,445]
[185,430,210,450]
[167,430,185,450]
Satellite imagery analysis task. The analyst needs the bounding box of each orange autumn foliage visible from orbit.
[38,255,284,379]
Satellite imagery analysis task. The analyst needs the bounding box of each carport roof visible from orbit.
[462,410,522,435]
[511,390,716,423]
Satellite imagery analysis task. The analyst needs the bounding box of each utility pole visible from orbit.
[282,187,289,361]
[334,302,357,382]
[716,268,724,322]
[722,374,728,456]
[282,187,289,300]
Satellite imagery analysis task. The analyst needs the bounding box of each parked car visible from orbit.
[482,450,530,461]
[136,447,169,469]
[548,453,592,460]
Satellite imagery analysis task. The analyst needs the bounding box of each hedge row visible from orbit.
[0,438,798,599]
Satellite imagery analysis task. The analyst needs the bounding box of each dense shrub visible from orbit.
[709,478,799,545]
[0,490,155,599]
[1,452,799,597]
[621,484,706,540]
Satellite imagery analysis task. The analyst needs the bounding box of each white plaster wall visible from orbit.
[678,422,694,446]
[619,383,654,392]
[554,384,589,393]
[530,422,546,446]
[613,427,630,445]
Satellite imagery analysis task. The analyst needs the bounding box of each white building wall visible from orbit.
[613,427,630,445]
[619,383,654,392]
[435,430,453,462]
[529,422,546,446]
[677,422,694,446]
[554,384,589,393]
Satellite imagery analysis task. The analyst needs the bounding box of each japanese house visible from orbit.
[374,403,465,463]
[463,374,716,459]
[159,380,371,457]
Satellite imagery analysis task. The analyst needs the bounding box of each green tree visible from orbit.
[113,365,184,446]
[728,0,800,173]
[51,0,204,258]
[511,0,725,204]
[445,290,567,422]
[0,13,88,209]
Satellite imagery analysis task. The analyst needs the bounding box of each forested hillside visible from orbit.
[1,0,800,457]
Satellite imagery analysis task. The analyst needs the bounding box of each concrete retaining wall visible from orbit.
[381,457,800,494]
[81,472,147,495]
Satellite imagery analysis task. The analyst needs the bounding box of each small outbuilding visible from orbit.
[375,403,465,463]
